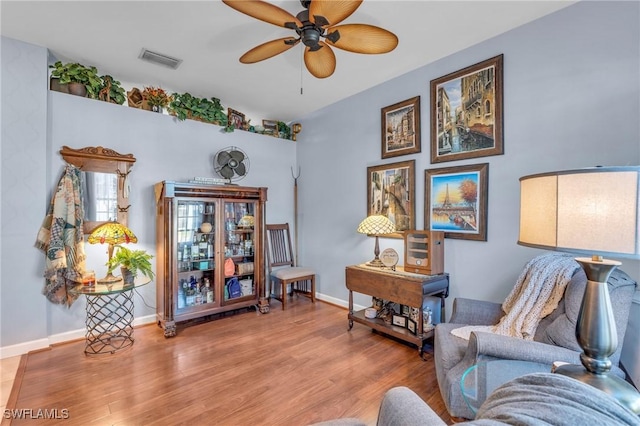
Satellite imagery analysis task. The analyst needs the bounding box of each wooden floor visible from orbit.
[4,298,454,425]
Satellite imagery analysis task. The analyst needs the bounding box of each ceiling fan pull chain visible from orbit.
[300,48,304,95]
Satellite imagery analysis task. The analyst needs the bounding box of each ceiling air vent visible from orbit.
[138,48,183,70]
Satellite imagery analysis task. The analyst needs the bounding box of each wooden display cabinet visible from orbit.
[404,230,444,275]
[154,181,267,337]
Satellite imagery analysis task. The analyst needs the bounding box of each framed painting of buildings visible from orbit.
[424,163,488,241]
[430,55,503,164]
[381,96,421,159]
[367,160,415,238]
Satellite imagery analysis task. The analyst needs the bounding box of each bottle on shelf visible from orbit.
[191,234,199,261]
[177,280,186,309]
[183,243,191,265]
[199,234,208,259]
[204,278,213,304]
[185,279,195,306]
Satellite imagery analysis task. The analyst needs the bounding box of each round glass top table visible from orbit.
[461,359,551,415]
[71,277,151,355]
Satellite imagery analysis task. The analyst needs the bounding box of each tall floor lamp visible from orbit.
[518,166,640,414]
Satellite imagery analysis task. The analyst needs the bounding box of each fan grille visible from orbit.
[214,147,250,183]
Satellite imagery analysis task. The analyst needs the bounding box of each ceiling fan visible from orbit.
[222,0,399,79]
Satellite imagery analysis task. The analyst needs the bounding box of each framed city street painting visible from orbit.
[430,55,503,164]
[424,163,488,241]
[381,96,421,159]
[367,160,415,238]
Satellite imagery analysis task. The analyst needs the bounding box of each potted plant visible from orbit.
[277,121,292,140]
[168,93,227,125]
[49,61,102,98]
[106,245,155,284]
[142,86,172,113]
[97,75,126,105]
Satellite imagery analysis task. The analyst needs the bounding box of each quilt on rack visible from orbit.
[35,164,86,307]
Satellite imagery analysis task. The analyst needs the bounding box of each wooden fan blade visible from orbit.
[304,42,336,79]
[325,24,398,54]
[222,0,302,28]
[240,37,300,63]
[309,0,362,27]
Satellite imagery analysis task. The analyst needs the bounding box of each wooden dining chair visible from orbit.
[265,223,316,310]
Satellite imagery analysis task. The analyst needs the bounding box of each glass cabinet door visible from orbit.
[175,200,216,311]
[223,201,256,302]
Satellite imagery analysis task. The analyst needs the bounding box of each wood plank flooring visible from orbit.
[4,298,454,425]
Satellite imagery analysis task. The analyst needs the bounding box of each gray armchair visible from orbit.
[434,267,637,419]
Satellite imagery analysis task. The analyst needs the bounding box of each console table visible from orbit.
[345,264,449,356]
[72,277,151,355]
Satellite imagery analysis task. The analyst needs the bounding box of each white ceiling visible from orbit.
[1,1,575,123]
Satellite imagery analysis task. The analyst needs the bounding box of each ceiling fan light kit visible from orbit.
[222,0,398,78]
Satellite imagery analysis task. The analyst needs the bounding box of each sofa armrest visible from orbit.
[449,298,504,326]
[469,331,580,365]
[377,387,446,426]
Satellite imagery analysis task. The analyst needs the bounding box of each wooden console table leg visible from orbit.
[348,290,354,330]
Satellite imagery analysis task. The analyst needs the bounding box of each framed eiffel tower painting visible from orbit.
[424,163,488,241]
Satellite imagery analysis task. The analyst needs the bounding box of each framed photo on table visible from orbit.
[430,55,503,164]
[392,315,407,328]
[367,160,415,238]
[407,318,417,335]
[381,96,421,159]
[424,163,489,241]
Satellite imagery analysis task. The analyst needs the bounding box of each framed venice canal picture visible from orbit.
[424,163,488,241]
[367,160,415,239]
[430,55,503,164]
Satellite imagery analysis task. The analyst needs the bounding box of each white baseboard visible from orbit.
[0,314,157,359]
[315,292,365,312]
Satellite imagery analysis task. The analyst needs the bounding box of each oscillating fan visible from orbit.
[214,147,250,184]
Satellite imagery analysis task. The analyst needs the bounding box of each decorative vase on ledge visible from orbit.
[67,82,87,97]
[151,105,163,113]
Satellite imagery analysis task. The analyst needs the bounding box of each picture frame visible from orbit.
[401,304,410,316]
[381,96,421,159]
[392,314,407,328]
[228,108,245,130]
[262,119,278,135]
[367,160,415,238]
[407,318,417,335]
[424,163,489,241]
[430,54,503,164]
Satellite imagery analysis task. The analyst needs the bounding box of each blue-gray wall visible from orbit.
[295,0,640,381]
[1,2,639,362]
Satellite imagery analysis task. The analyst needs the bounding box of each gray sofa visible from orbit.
[314,373,640,425]
[434,268,637,419]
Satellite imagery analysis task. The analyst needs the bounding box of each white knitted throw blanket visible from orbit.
[451,253,579,340]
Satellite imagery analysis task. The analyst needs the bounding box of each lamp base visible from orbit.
[367,258,385,268]
[97,273,123,284]
[554,363,640,414]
